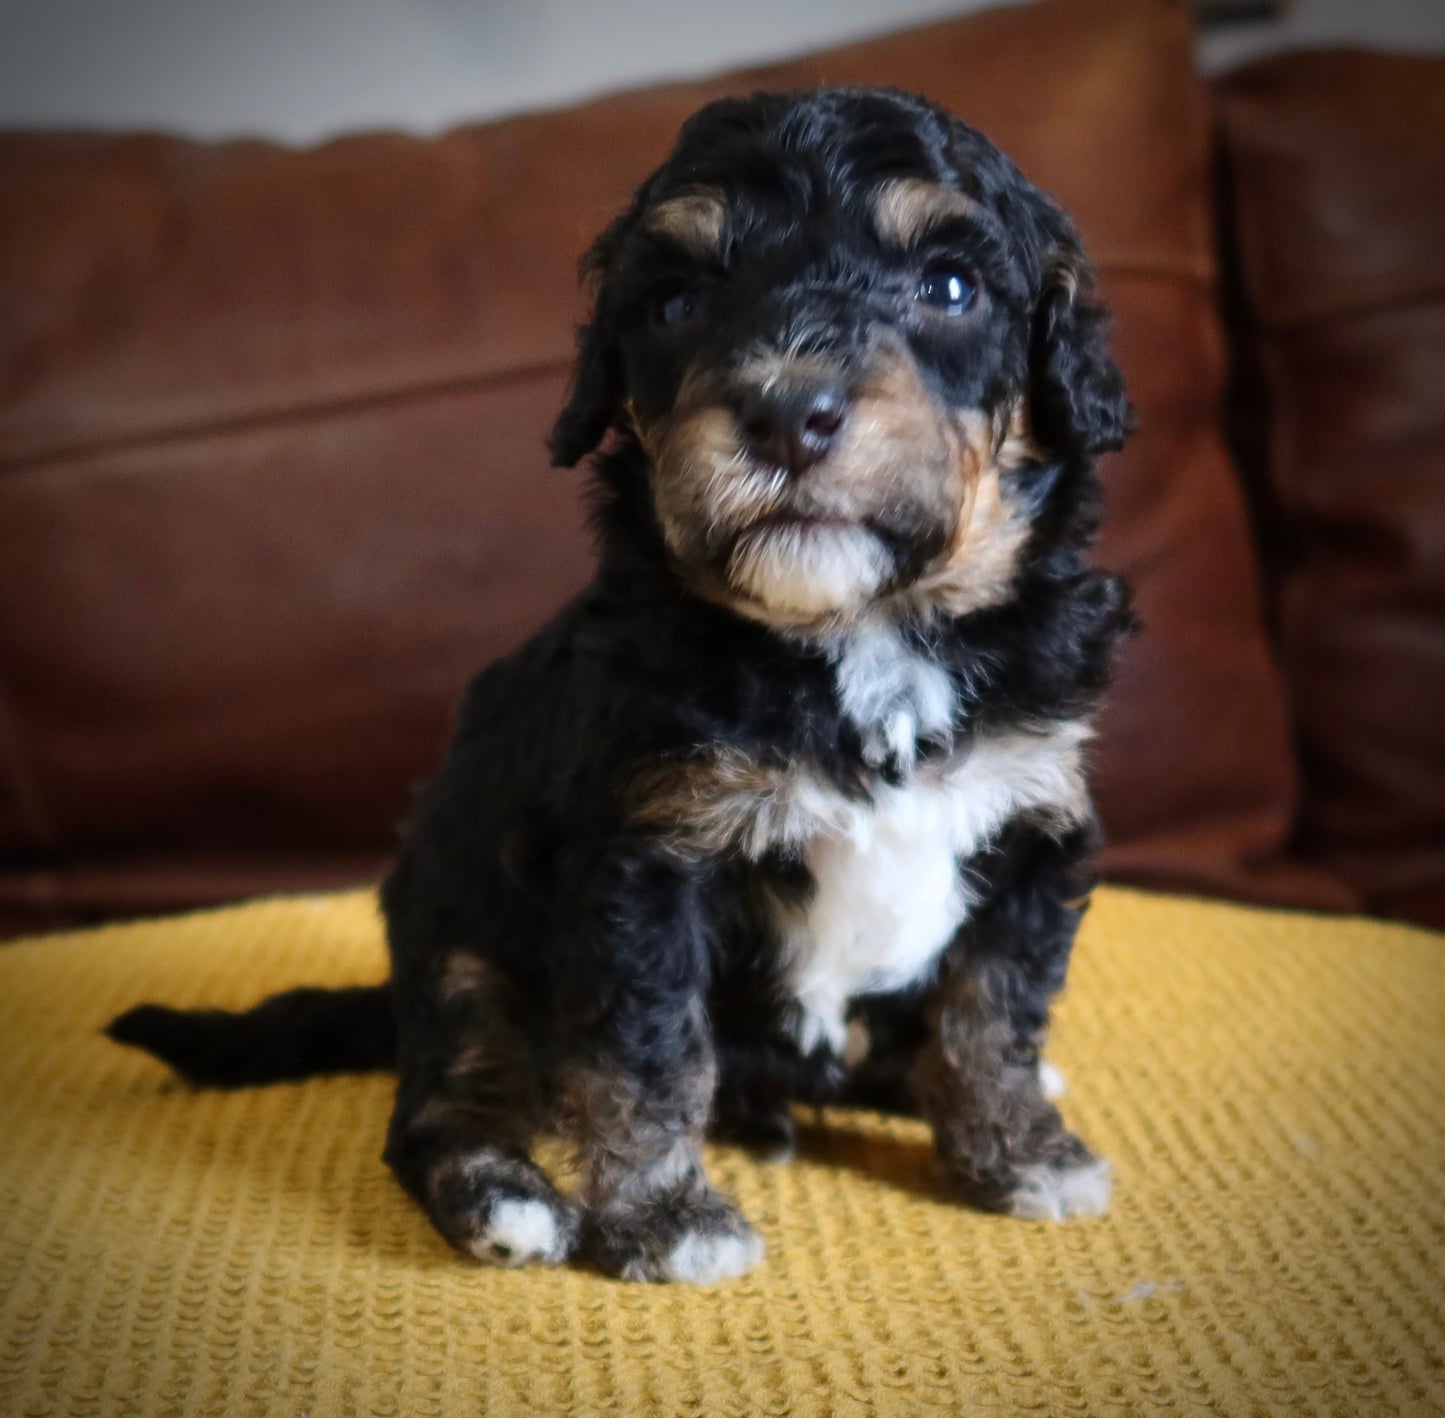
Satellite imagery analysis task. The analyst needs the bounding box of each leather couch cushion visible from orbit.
[1217,51,1445,928]
[0,0,1348,931]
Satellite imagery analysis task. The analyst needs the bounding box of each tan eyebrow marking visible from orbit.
[644,189,728,258]
[873,178,983,248]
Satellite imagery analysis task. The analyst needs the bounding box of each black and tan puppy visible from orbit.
[110,86,1134,1284]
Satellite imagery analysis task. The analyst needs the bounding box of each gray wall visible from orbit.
[0,0,1441,143]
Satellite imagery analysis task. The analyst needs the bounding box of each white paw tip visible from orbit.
[1038,1060,1068,1100]
[662,1226,765,1285]
[1008,1157,1112,1222]
[468,1197,565,1266]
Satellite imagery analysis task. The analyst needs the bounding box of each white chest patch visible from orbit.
[777,718,1093,1055]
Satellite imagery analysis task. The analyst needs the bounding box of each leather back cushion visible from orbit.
[0,0,1350,926]
[1217,51,1445,927]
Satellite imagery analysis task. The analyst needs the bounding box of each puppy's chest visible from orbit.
[753,631,1088,1054]
[775,774,971,1054]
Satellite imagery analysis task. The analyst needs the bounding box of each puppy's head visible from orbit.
[551,87,1131,631]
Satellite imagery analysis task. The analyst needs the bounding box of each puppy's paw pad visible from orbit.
[466,1196,575,1267]
[1008,1156,1112,1222]
[661,1224,765,1285]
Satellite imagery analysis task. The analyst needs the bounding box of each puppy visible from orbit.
[109,86,1134,1285]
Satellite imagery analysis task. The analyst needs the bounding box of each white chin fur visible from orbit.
[729,522,890,617]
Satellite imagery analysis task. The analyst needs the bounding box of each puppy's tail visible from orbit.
[105,984,397,1088]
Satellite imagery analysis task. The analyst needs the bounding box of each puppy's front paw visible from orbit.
[661,1220,766,1284]
[589,1190,764,1284]
[1006,1155,1113,1222]
[936,1100,1111,1222]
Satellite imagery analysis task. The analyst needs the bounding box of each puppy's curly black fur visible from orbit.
[109,86,1134,1284]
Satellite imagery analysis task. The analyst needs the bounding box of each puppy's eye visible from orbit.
[651,290,698,328]
[914,268,978,316]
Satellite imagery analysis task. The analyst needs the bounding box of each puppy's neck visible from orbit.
[826,622,958,776]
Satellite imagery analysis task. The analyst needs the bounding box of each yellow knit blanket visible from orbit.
[2,887,1442,1416]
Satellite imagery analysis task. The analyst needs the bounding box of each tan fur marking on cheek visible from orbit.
[850,352,955,446]
[672,360,725,416]
[906,413,1032,619]
[942,467,1030,615]
[812,348,962,519]
[651,408,788,557]
[996,402,1045,474]
[645,190,727,259]
[873,178,983,248]
[628,364,722,466]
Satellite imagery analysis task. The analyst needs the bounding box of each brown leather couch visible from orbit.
[2,0,1441,938]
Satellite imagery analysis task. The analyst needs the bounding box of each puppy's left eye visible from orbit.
[651,290,698,328]
[914,268,978,316]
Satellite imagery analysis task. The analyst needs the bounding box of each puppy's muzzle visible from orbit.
[737,376,850,476]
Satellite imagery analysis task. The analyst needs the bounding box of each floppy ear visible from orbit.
[936,108,1132,460]
[1022,198,1134,459]
[548,317,624,468]
[548,216,631,469]
[1029,259,1134,459]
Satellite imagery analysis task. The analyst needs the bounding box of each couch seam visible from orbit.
[0,355,577,477]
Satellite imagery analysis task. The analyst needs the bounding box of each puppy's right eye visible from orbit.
[651,290,698,329]
[914,267,978,316]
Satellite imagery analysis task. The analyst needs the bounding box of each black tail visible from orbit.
[105,984,397,1088]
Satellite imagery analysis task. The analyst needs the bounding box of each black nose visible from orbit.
[738,379,848,473]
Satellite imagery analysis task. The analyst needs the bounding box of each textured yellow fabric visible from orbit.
[2,887,1443,1416]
